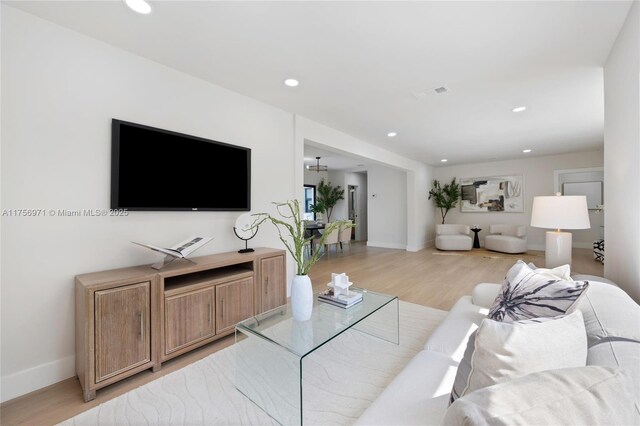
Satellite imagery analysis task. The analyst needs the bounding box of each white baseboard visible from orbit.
[366,241,406,250]
[1,354,75,403]
[406,239,434,252]
[527,244,546,251]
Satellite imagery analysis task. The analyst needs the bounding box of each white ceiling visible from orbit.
[8,1,631,166]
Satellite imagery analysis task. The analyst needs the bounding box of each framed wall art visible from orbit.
[460,175,524,213]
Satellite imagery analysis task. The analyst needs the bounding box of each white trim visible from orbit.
[366,241,406,250]
[1,355,75,403]
[573,242,596,249]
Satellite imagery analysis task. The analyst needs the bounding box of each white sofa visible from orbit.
[435,224,473,251]
[355,276,640,425]
[483,224,527,254]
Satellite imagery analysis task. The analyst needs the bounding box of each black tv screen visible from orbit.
[111,119,250,211]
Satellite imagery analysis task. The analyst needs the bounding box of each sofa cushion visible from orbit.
[449,310,587,403]
[435,235,473,251]
[443,367,639,426]
[488,260,589,322]
[587,340,640,403]
[571,274,617,286]
[424,295,487,362]
[573,280,640,346]
[471,283,501,309]
[354,350,457,426]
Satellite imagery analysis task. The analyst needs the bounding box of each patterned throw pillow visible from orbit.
[488,260,589,322]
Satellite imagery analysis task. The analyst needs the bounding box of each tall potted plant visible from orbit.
[428,178,461,224]
[313,179,345,222]
[249,200,352,321]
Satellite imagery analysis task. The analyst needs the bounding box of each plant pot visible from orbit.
[290,274,313,321]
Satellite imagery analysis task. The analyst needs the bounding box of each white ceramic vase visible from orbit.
[290,274,313,321]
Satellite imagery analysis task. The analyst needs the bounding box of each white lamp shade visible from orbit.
[531,195,591,230]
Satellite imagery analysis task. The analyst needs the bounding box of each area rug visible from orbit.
[430,247,543,261]
[61,301,447,426]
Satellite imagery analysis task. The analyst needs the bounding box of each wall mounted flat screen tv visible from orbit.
[111,119,250,211]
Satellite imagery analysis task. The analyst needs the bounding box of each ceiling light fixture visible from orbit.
[307,156,328,173]
[523,149,532,153]
[512,106,527,113]
[441,159,448,163]
[284,78,299,87]
[387,132,397,137]
[124,0,152,14]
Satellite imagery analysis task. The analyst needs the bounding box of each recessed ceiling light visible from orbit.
[441,159,448,163]
[387,132,397,137]
[124,0,152,14]
[512,106,527,113]
[284,79,299,87]
[522,149,532,153]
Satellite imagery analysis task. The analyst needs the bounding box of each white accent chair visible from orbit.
[484,224,527,254]
[313,223,340,254]
[338,220,353,252]
[435,224,473,251]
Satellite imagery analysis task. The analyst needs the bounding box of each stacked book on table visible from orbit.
[318,288,363,308]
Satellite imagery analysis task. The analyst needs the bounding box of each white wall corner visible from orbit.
[406,241,428,252]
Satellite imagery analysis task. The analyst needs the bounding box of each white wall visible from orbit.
[294,116,434,251]
[0,6,296,402]
[303,169,328,187]
[603,1,640,302]
[367,166,408,249]
[346,172,368,241]
[1,7,436,401]
[434,151,604,250]
[407,165,434,251]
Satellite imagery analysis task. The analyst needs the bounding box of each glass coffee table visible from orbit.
[235,287,398,425]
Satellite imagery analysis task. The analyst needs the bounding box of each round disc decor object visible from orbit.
[234,213,258,253]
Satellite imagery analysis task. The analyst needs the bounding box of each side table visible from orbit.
[471,228,481,249]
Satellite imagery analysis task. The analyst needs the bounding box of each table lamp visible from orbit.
[531,194,590,268]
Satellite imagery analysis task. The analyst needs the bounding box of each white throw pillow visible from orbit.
[449,310,587,403]
[527,262,573,281]
[489,260,588,322]
[444,367,639,426]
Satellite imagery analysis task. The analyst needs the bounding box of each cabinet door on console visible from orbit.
[261,255,286,312]
[95,282,151,383]
[216,277,254,334]
[165,286,215,354]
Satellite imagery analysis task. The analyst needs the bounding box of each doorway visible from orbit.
[348,185,357,240]
[303,185,316,221]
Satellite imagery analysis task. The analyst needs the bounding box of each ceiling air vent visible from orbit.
[413,86,450,99]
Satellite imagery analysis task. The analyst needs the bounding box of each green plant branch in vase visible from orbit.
[312,179,345,222]
[428,178,461,224]
[249,199,353,275]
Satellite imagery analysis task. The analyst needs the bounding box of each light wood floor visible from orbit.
[1,243,603,425]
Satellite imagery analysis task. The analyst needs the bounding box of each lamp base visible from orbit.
[545,231,572,269]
